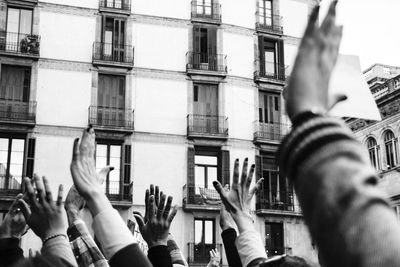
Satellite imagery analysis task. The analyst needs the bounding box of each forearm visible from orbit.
[221,229,242,267]
[42,235,78,266]
[279,116,400,267]
[0,238,24,266]
[148,245,173,267]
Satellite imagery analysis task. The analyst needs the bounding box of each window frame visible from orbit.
[384,130,397,169]
[0,64,31,102]
[265,221,284,257]
[194,149,219,189]
[367,137,380,169]
[193,218,216,263]
[259,0,273,26]
[0,135,26,191]
[6,7,33,35]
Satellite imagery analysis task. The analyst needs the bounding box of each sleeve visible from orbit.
[147,245,173,267]
[221,228,242,267]
[234,230,267,267]
[41,235,78,267]
[278,116,400,267]
[167,234,188,267]
[109,243,153,267]
[67,219,109,267]
[0,238,24,266]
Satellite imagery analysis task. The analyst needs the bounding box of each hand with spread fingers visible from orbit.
[213,158,263,233]
[285,0,345,120]
[207,248,221,267]
[17,175,66,241]
[135,185,178,248]
[0,193,29,239]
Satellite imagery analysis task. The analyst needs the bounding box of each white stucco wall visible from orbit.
[40,0,98,9]
[221,0,255,28]
[280,0,308,38]
[224,32,254,78]
[134,0,190,20]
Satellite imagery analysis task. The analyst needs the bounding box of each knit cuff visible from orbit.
[235,230,267,267]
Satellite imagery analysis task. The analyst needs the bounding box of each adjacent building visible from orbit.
[0,0,319,264]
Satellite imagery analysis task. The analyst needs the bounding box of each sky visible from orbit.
[319,0,400,70]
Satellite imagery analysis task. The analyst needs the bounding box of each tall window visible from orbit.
[259,92,280,124]
[97,74,125,126]
[0,65,31,102]
[367,137,380,169]
[384,130,397,169]
[258,37,284,78]
[102,17,125,61]
[0,138,25,190]
[259,0,272,26]
[195,154,217,192]
[265,222,284,257]
[196,0,213,16]
[96,143,121,195]
[194,219,215,263]
[7,8,32,35]
[193,26,217,65]
[193,84,218,133]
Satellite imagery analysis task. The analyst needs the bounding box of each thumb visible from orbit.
[134,214,145,231]
[97,166,114,184]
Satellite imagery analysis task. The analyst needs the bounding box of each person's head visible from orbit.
[261,255,312,267]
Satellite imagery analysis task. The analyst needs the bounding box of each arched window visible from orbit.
[367,137,379,169]
[384,130,397,168]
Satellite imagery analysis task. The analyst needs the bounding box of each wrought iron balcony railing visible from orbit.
[187,114,228,137]
[88,106,134,130]
[0,100,36,124]
[191,0,221,23]
[105,180,132,202]
[0,31,40,57]
[183,184,221,206]
[253,122,289,142]
[187,243,223,264]
[254,60,287,82]
[255,13,283,34]
[186,51,227,73]
[265,246,292,257]
[92,42,134,65]
[99,0,131,11]
[0,175,22,196]
[256,189,300,213]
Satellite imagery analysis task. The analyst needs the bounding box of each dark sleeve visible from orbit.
[109,243,152,267]
[278,116,400,267]
[0,238,24,266]
[147,245,172,267]
[221,229,242,267]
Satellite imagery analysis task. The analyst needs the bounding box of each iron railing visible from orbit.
[265,246,292,257]
[254,60,287,82]
[92,42,134,65]
[0,100,36,124]
[0,31,40,56]
[256,189,299,212]
[105,180,132,202]
[191,0,221,22]
[253,122,289,142]
[188,243,222,264]
[186,51,227,73]
[88,106,134,129]
[255,12,283,34]
[187,114,228,137]
[99,0,131,11]
[183,184,221,206]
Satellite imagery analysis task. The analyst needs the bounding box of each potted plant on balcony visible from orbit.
[20,34,40,54]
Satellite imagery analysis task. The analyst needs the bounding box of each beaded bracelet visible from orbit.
[42,233,67,245]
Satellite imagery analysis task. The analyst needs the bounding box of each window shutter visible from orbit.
[208,27,217,71]
[278,39,285,79]
[193,26,201,53]
[25,138,35,178]
[188,147,195,185]
[255,155,263,209]
[123,144,132,200]
[258,36,265,74]
[220,150,230,186]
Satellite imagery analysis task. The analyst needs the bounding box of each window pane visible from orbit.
[207,167,217,187]
[195,220,203,244]
[204,221,213,244]
[195,155,217,165]
[19,9,32,34]
[110,145,121,158]
[6,8,19,33]
[0,139,9,182]
[9,139,24,177]
[195,166,205,194]
[265,51,276,74]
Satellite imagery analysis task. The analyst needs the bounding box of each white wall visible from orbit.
[280,0,308,38]
[40,0,98,9]
[221,0,255,28]
[224,32,254,78]
[284,43,299,74]
[134,0,190,20]
[36,69,91,127]
[39,11,96,62]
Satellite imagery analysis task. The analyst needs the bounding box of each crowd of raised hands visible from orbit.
[2,1,398,267]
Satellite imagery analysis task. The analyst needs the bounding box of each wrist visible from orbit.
[148,240,168,248]
[233,213,254,233]
[86,191,113,217]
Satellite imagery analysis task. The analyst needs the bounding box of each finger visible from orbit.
[134,214,146,231]
[155,186,160,206]
[148,195,155,219]
[163,196,173,220]
[167,205,178,224]
[72,138,79,161]
[232,159,239,189]
[240,158,248,187]
[144,189,149,222]
[56,184,64,207]
[320,0,338,35]
[42,176,53,203]
[157,193,166,220]
[246,164,255,189]
[213,181,236,212]
[150,184,154,196]
[29,249,34,259]
[34,174,46,204]
[249,178,264,196]
[209,251,212,258]
[87,126,96,159]
[18,199,32,220]
[24,177,39,209]
[8,193,23,215]
[97,166,114,185]
[79,127,92,157]
[303,5,320,38]
[328,93,347,111]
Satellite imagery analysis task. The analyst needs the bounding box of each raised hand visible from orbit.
[207,248,221,267]
[285,0,344,120]
[0,194,29,238]
[219,196,236,231]
[18,175,66,241]
[213,158,263,233]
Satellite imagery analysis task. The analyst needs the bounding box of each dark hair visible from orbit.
[261,255,312,267]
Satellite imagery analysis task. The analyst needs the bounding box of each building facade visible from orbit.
[0,0,319,264]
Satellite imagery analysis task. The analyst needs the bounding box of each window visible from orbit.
[193,26,217,66]
[7,8,32,35]
[102,17,126,61]
[96,143,122,196]
[192,84,219,134]
[259,0,273,26]
[258,37,284,78]
[384,131,397,168]
[0,65,31,102]
[195,154,217,192]
[265,222,284,257]
[97,74,125,126]
[259,92,280,123]
[196,0,213,16]
[367,137,380,169]
[194,219,215,263]
[0,137,25,190]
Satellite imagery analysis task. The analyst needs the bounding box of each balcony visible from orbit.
[0,100,36,126]
[265,246,293,257]
[191,0,221,24]
[88,106,134,132]
[256,190,301,215]
[183,184,221,211]
[92,42,134,68]
[0,31,40,59]
[105,180,133,204]
[99,0,131,14]
[0,175,22,199]
[255,13,283,35]
[188,243,223,264]
[186,52,227,76]
[254,60,287,84]
[187,114,228,139]
[253,122,289,144]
